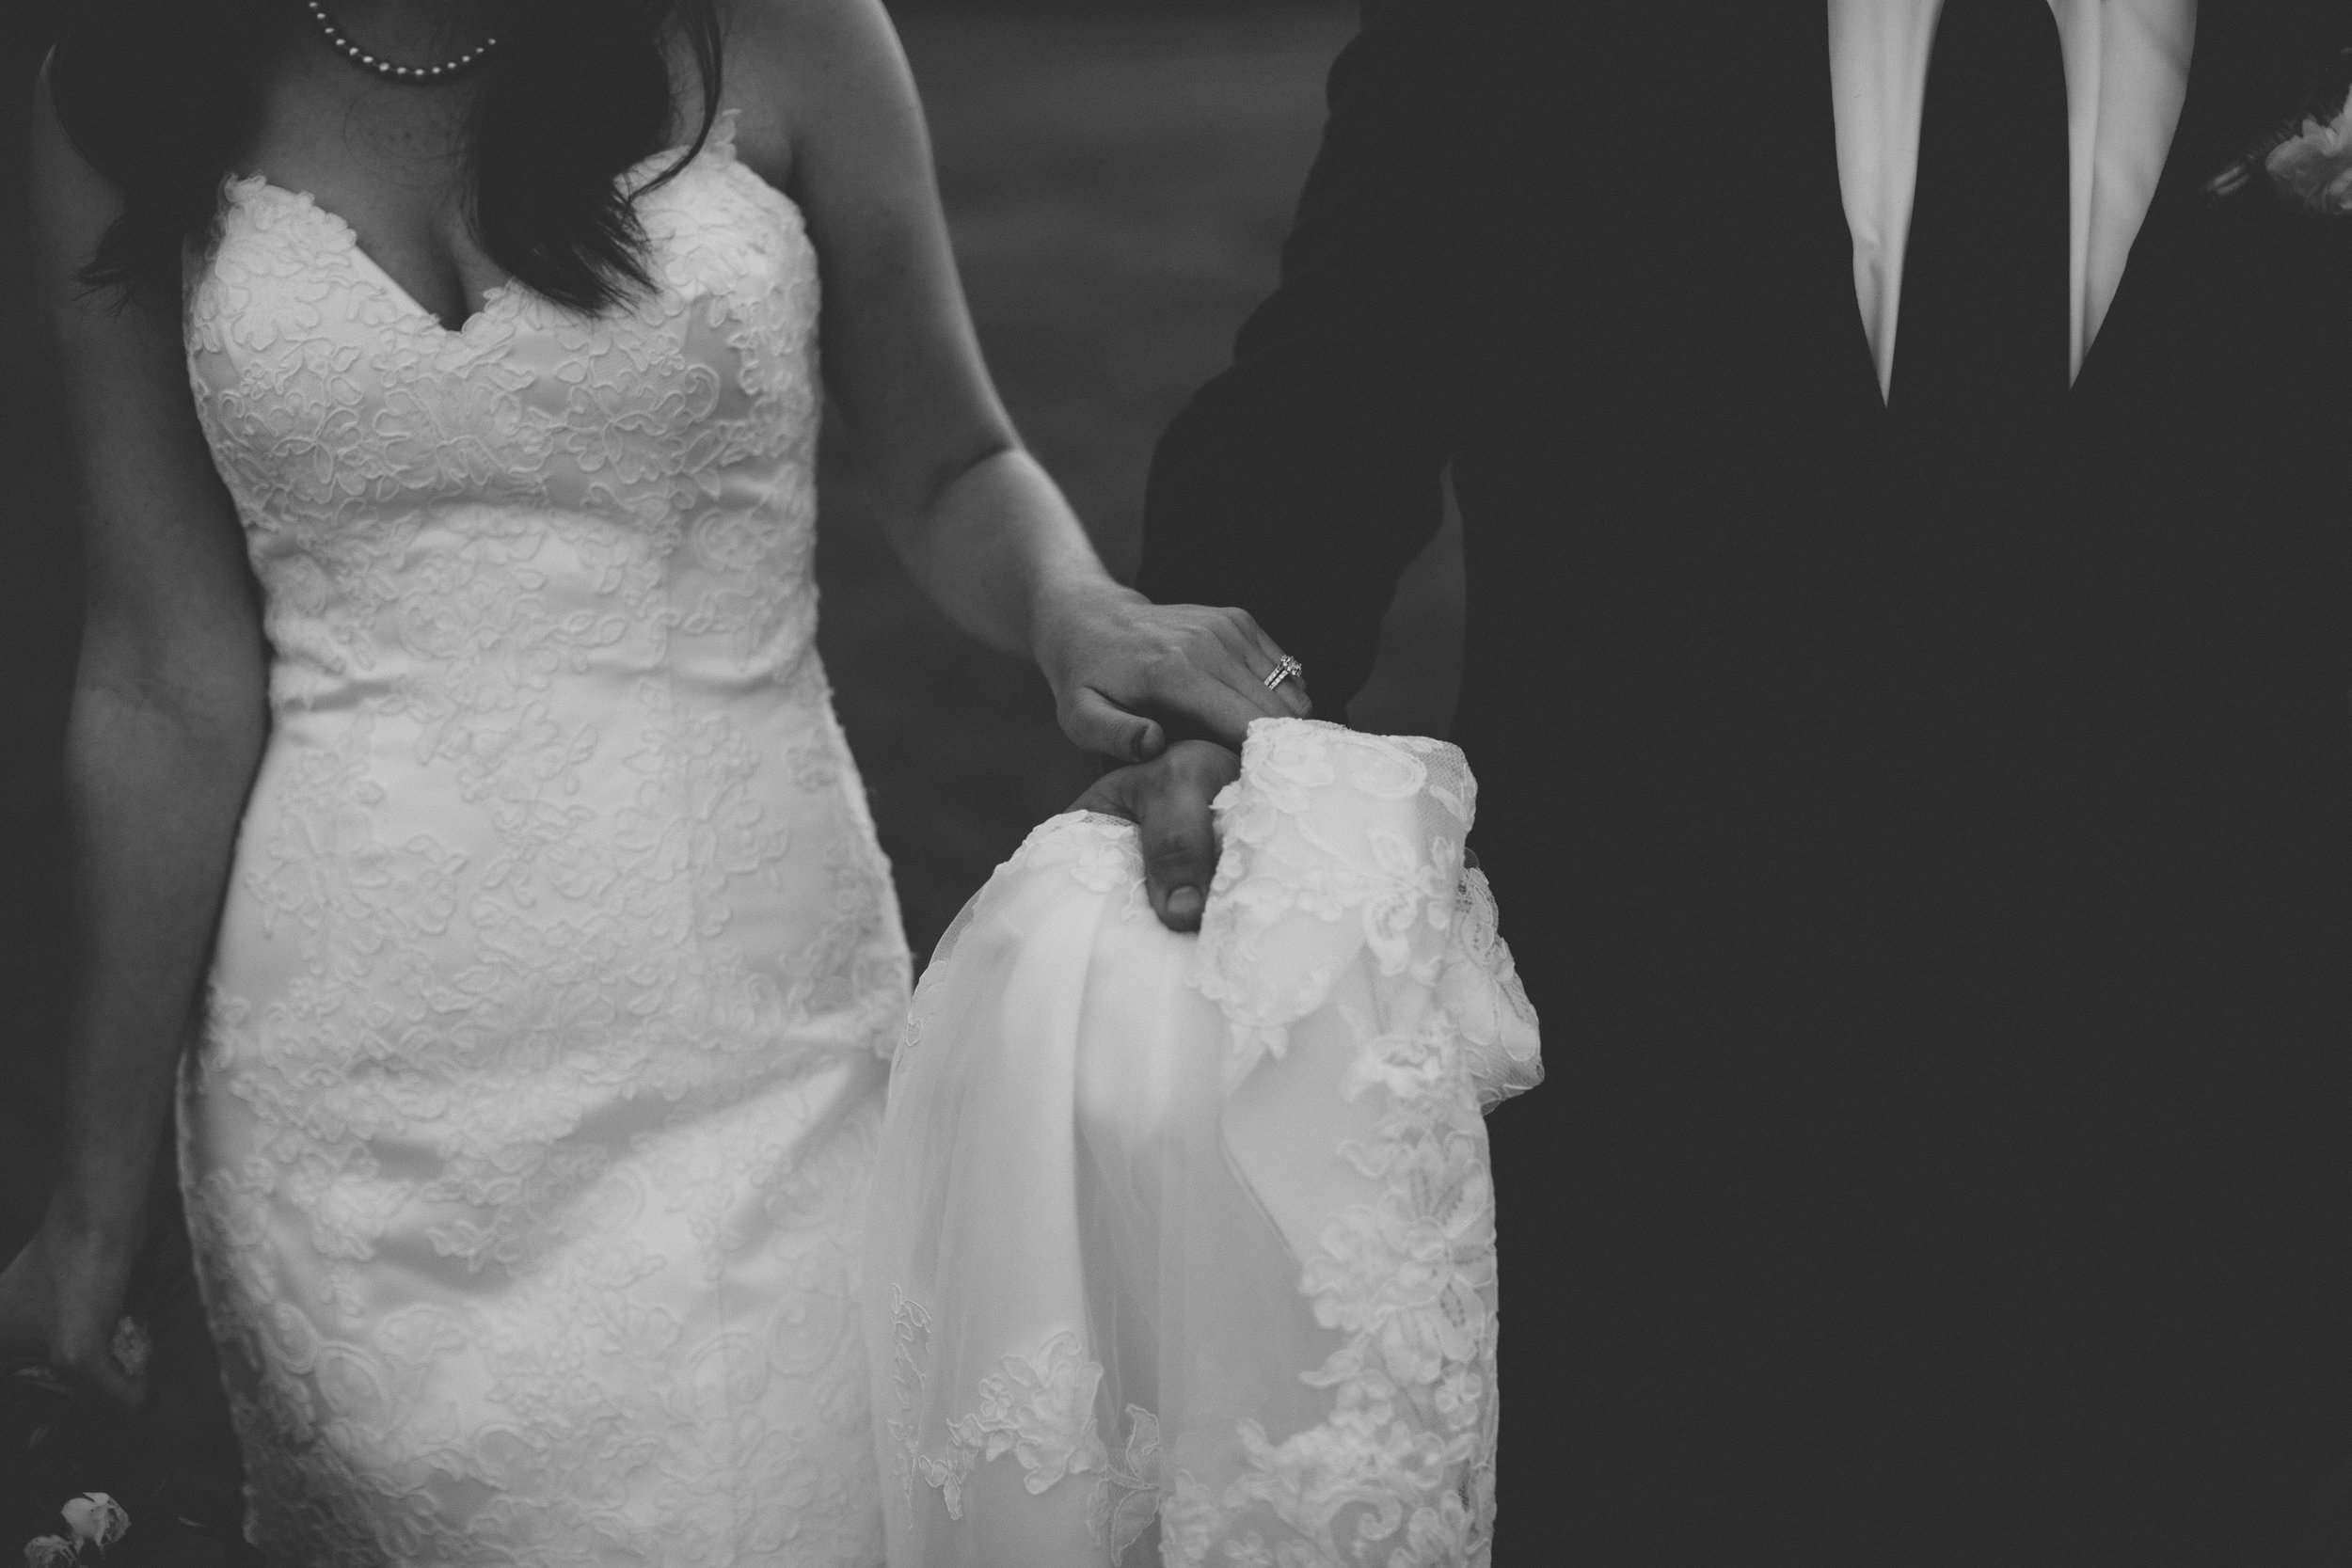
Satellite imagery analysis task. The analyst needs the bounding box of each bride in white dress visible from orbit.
[3,0,1311,1560]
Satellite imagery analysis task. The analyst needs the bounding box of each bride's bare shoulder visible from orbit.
[708,0,918,194]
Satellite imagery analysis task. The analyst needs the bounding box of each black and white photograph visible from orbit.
[3,1,2351,1563]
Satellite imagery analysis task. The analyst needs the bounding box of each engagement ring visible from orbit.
[1263,655,1304,691]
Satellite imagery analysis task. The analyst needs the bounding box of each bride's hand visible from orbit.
[1033,582,1310,762]
[0,1220,147,1409]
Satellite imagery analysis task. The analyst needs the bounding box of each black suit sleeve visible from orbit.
[1137,0,1497,720]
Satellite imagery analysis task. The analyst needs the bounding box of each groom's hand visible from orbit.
[1071,739,1239,932]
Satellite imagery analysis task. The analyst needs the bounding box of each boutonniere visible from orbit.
[2207,47,2352,214]
[2265,87,2352,213]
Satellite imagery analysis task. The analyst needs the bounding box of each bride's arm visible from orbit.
[722,0,1309,761]
[0,62,271,1404]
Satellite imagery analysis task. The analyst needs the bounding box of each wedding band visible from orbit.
[1263,655,1304,691]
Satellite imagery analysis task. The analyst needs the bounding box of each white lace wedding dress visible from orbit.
[178,115,909,1564]
[866,719,1542,1568]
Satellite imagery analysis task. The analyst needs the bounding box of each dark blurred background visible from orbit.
[0,0,1463,1267]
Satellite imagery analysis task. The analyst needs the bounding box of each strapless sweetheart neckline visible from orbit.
[219,112,749,338]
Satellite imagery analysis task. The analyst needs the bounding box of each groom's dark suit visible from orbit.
[1140,2,2352,1560]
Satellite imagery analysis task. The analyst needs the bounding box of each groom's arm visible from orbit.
[1104,0,1506,929]
[1137,0,1498,721]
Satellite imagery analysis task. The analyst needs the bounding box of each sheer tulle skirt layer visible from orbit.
[866,720,1541,1568]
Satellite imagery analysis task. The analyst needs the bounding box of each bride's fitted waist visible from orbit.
[238,639,866,932]
[245,500,823,712]
[215,646,906,1069]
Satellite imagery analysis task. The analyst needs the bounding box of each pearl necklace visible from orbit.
[301,0,500,85]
